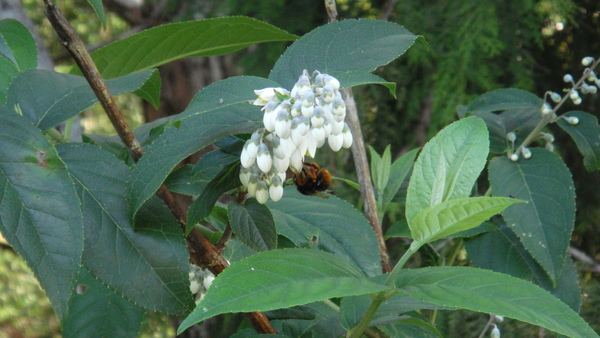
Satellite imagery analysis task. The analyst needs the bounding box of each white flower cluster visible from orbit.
[240,70,353,204]
[543,56,598,114]
[189,264,215,305]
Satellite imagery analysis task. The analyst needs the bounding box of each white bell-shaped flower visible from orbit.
[272,136,286,159]
[289,149,304,172]
[273,155,290,173]
[330,118,344,135]
[255,181,269,204]
[324,74,341,91]
[342,123,353,148]
[247,174,259,196]
[253,87,289,106]
[256,143,273,173]
[269,175,283,202]
[311,106,325,127]
[311,125,326,144]
[239,166,251,186]
[305,132,317,158]
[322,84,335,103]
[328,133,344,151]
[275,109,292,139]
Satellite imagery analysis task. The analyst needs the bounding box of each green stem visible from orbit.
[446,238,464,267]
[385,241,420,286]
[322,299,340,312]
[44,127,68,143]
[63,116,75,141]
[346,293,386,338]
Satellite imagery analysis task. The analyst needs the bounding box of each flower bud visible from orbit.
[509,153,519,162]
[522,147,532,159]
[506,132,516,142]
[203,275,215,290]
[269,175,283,202]
[324,74,341,91]
[291,100,302,118]
[311,125,326,144]
[573,97,582,105]
[563,74,573,83]
[247,174,259,196]
[257,143,273,173]
[342,123,353,148]
[494,315,504,323]
[239,167,251,186]
[255,181,269,204]
[546,142,555,152]
[330,119,344,135]
[305,132,318,158]
[566,116,580,125]
[322,84,335,103]
[289,149,304,172]
[569,90,579,100]
[253,87,289,106]
[542,133,555,142]
[275,110,292,139]
[190,280,201,294]
[541,103,553,115]
[272,136,286,159]
[273,155,290,172]
[263,110,276,132]
[549,92,561,103]
[582,56,594,66]
[491,326,500,338]
[311,106,325,127]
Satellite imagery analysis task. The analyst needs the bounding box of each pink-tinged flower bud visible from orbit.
[257,143,273,173]
[255,181,269,204]
[582,56,594,66]
[328,133,344,151]
[269,176,283,202]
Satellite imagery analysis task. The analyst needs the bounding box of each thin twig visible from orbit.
[568,246,600,273]
[43,1,275,334]
[324,0,390,273]
[215,224,233,252]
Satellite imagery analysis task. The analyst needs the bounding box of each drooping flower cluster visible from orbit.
[189,264,215,305]
[240,70,353,204]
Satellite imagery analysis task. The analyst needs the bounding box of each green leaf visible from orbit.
[6,69,158,130]
[0,19,37,104]
[410,197,522,246]
[57,143,194,315]
[489,148,575,284]
[271,302,346,337]
[557,111,600,171]
[267,187,382,277]
[382,148,419,209]
[86,0,106,27]
[62,267,145,336]
[405,116,489,226]
[465,88,543,114]
[187,152,242,230]
[392,267,598,338]
[369,145,391,203]
[465,219,581,311]
[269,19,417,96]
[340,293,448,330]
[0,19,37,71]
[177,249,389,334]
[90,17,297,79]
[228,200,277,251]
[381,317,441,338]
[0,111,83,321]
[385,219,411,239]
[126,76,279,223]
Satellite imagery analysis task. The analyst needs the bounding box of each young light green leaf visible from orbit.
[0,19,37,71]
[126,76,280,224]
[267,187,382,277]
[6,69,158,130]
[269,19,417,96]
[392,267,598,338]
[177,249,389,334]
[382,148,419,208]
[557,111,600,171]
[369,145,392,202]
[62,267,145,337]
[465,222,581,311]
[57,143,194,315]
[405,116,489,226]
[410,197,522,246]
[90,17,297,79]
[489,148,575,284]
[228,199,277,252]
[0,111,83,322]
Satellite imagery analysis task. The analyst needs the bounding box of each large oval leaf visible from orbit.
[229,199,277,252]
[177,249,389,334]
[0,19,37,104]
[489,148,575,284]
[269,19,417,95]
[267,187,382,277]
[91,17,297,79]
[62,267,145,336]
[405,116,489,226]
[7,69,158,130]
[0,111,83,321]
[126,76,279,223]
[57,143,194,315]
[392,267,597,338]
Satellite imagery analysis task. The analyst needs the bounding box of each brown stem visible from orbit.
[324,0,390,273]
[43,0,275,334]
[215,224,233,252]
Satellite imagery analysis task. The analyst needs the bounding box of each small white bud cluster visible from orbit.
[241,70,353,204]
[189,264,216,305]
[559,56,599,106]
[541,132,555,152]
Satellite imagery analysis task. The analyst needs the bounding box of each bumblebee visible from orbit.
[293,162,332,197]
